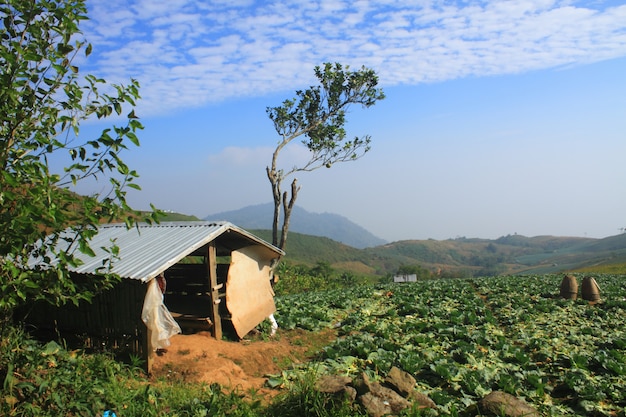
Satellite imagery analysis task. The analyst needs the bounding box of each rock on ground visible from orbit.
[477,391,540,417]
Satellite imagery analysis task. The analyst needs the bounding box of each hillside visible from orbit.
[159,212,202,221]
[204,203,386,249]
[269,231,626,277]
[155,208,626,277]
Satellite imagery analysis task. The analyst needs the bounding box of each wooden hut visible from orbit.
[19,221,284,372]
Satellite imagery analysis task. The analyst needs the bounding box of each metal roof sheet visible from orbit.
[29,221,283,282]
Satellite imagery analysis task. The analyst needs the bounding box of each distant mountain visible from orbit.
[152,207,626,276]
[204,203,387,249]
[249,231,626,277]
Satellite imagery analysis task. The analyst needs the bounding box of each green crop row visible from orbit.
[273,274,626,416]
[3,274,624,416]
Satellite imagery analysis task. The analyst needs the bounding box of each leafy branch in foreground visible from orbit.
[0,0,157,322]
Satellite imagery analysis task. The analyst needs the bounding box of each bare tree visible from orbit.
[266,63,385,251]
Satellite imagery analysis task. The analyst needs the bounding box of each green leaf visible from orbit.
[41,341,62,356]
[126,131,140,146]
[266,376,284,388]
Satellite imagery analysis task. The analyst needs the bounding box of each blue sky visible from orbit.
[75,0,626,242]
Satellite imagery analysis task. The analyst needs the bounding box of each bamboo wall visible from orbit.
[18,278,148,360]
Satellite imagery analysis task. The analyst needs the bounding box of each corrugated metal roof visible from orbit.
[29,221,283,282]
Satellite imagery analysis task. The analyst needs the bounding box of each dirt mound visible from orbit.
[150,329,335,399]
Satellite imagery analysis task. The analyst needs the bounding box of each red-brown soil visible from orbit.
[150,328,336,399]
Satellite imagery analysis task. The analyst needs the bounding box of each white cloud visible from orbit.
[81,1,626,116]
[208,146,270,166]
[208,144,312,171]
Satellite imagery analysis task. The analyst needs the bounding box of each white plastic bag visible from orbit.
[268,313,278,336]
[141,278,181,351]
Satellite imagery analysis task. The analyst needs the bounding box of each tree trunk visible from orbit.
[266,167,282,247]
[279,179,299,250]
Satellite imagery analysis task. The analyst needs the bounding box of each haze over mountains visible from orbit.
[205,203,386,249]
[198,203,626,275]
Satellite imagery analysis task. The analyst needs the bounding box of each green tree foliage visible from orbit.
[0,0,154,322]
[274,261,367,294]
[309,261,334,279]
[266,63,385,250]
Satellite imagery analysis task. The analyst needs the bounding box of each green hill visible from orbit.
[264,230,626,277]
[154,211,626,277]
[159,212,202,221]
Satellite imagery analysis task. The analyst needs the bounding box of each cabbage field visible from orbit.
[272,274,626,416]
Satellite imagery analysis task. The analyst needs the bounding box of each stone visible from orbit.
[355,371,375,394]
[357,372,411,417]
[360,392,389,417]
[384,366,437,410]
[384,366,416,397]
[408,391,437,410]
[478,391,540,417]
[315,375,353,394]
[315,375,357,402]
[343,386,358,402]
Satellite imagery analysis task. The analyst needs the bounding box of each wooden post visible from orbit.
[136,282,153,374]
[144,328,154,374]
[207,242,222,339]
